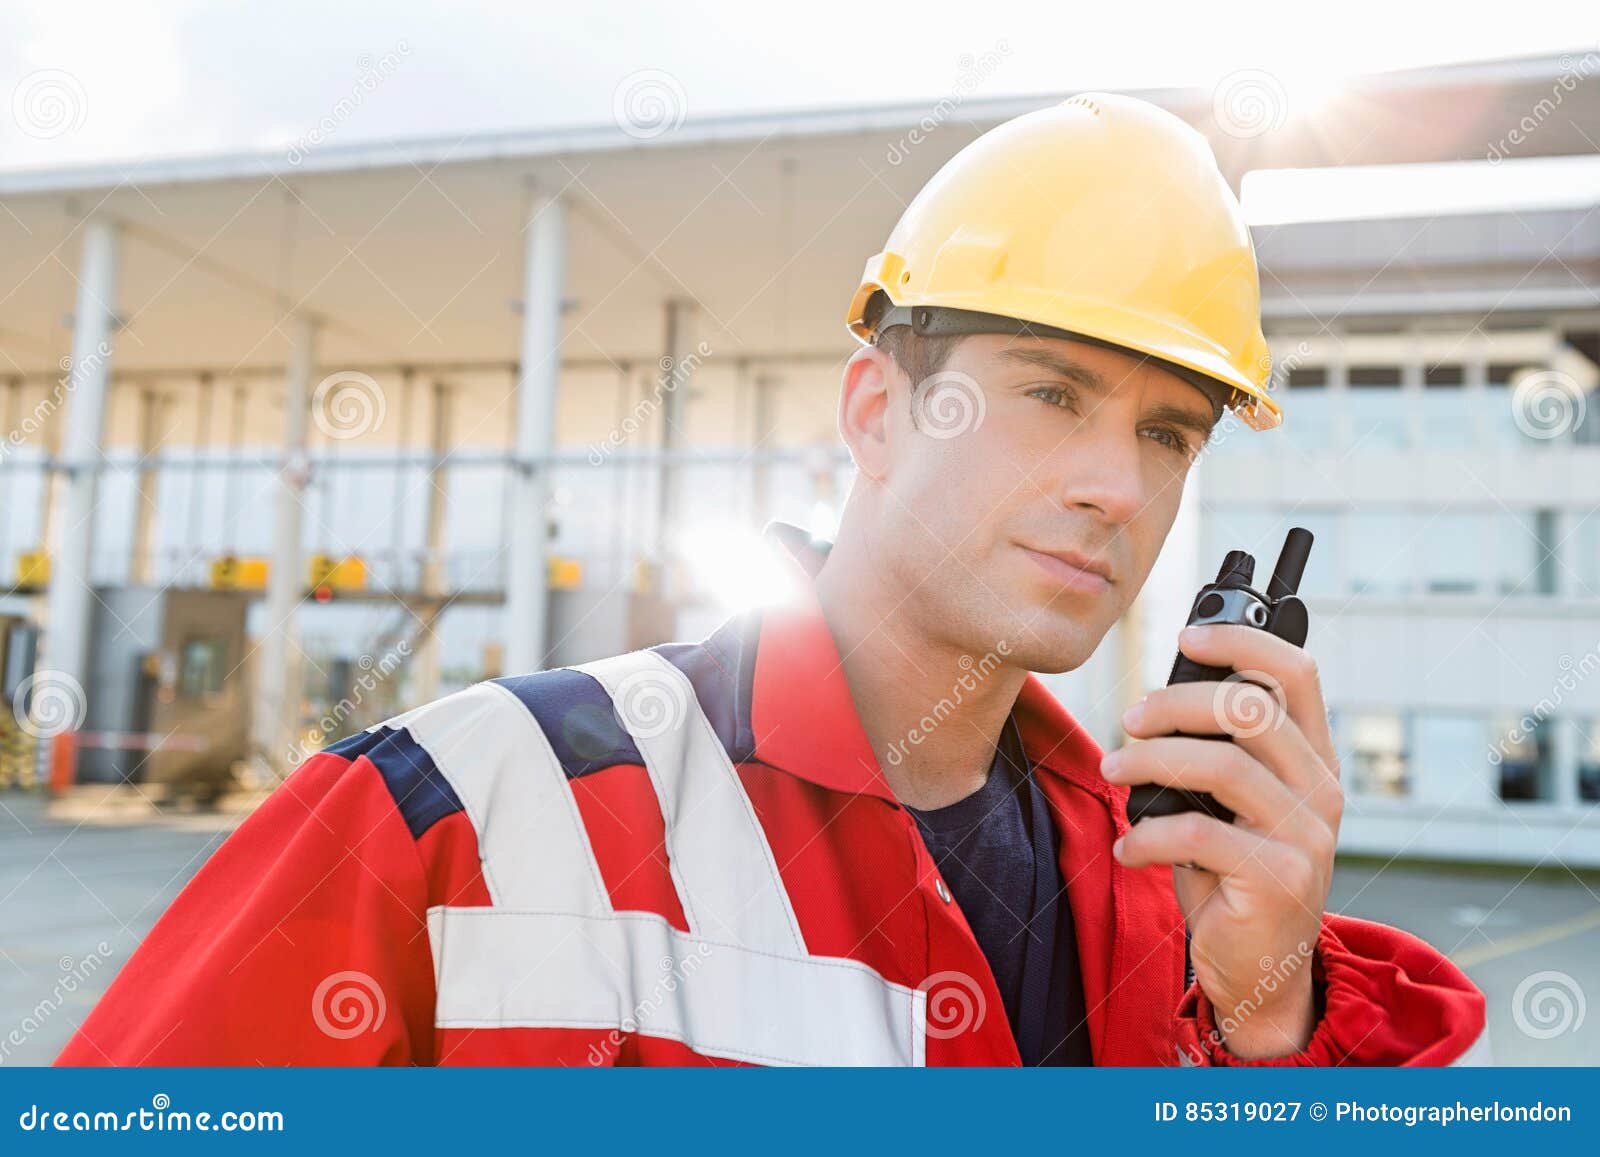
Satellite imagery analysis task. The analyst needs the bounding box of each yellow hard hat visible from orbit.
[847,92,1281,432]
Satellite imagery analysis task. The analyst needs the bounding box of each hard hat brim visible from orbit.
[847,261,1284,433]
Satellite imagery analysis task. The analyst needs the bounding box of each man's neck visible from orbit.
[811,527,1027,811]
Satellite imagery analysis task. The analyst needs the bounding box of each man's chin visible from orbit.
[1000,622,1105,676]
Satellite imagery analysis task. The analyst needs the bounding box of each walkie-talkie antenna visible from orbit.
[1267,527,1314,600]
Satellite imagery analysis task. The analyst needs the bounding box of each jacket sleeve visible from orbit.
[55,749,437,1066]
[1172,913,1488,1066]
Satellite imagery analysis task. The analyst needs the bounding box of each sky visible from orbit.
[2,0,1595,176]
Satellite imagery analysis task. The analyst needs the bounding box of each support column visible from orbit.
[751,368,779,528]
[413,379,452,704]
[505,190,565,675]
[42,217,119,704]
[129,387,162,586]
[655,298,696,597]
[253,316,317,771]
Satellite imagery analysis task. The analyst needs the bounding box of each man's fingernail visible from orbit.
[1112,836,1126,860]
[1122,701,1146,728]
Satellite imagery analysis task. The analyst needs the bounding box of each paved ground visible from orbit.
[3,789,1597,1066]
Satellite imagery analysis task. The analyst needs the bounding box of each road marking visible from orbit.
[1451,905,1600,968]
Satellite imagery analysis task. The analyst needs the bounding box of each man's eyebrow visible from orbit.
[1145,400,1218,442]
[997,345,1217,439]
[995,346,1110,392]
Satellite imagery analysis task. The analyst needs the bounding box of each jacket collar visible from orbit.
[748,521,1109,802]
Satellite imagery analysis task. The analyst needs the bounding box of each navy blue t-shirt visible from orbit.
[906,715,1093,1065]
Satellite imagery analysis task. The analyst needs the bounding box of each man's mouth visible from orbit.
[1016,544,1114,594]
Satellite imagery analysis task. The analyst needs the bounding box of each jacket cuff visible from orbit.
[1174,914,1487,1067]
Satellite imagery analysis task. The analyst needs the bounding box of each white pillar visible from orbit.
[254,316,317,770]
[129,387,162,586]
[413,380,452,703]
[43,217,119,701]
[505,191,565,675]
[655,299,696,597]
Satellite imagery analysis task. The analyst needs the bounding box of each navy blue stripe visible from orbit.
[654,608,761,766]
[492,667,646,778]
[326,725,464,840]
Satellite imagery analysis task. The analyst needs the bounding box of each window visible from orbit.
[1346,712,1409,798]
[1580,719,1600,803]
[1420,364,1472,448]
[1282,367,1332,453]
[1493,714,1553,802]
[1414,713,1493,806]
[177,638,226,699]
[1347,511,1414,596]
[1490,510,1558,596]
[1421,512,1482,594]
[1481,363,1529,451]
[1576,516,1600,600]
[1347,366,1406,450]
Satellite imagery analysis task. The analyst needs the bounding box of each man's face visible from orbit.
[849,332,1217,674]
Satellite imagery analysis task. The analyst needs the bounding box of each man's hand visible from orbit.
[1098,623,1343,1059]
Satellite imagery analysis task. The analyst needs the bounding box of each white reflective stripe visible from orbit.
[380,683,609,915]
[1449,1024,1493,1065]
[572,649,805,957]
[427,906,925,1067]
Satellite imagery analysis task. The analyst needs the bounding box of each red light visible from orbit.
[313,586,333,603]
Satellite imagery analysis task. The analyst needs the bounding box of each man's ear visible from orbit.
[839,345,900,482]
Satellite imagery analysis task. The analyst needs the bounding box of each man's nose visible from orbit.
[1051,425,1150,526]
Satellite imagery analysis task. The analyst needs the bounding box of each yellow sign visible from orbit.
[308,554,367,591]
[548,556,583,590]
[211,555,269,589]
[15,551,49,588]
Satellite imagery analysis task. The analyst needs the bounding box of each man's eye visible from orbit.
[1145,425,1199,459]
[1026,385,1078,412]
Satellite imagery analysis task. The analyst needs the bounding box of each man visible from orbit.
[59,93,1486,1067]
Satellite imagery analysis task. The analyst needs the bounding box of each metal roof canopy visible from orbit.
[1,52,1596,380]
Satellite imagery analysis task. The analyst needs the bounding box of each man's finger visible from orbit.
[1171,623,1337,770]
[1114,810,1262,875]
[1102,735,1309,835]
[1122,680,1335,809]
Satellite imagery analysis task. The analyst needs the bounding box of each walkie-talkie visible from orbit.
[1124,527,1315,826]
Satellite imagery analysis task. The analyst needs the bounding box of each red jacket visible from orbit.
[59,523,1487,1067]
